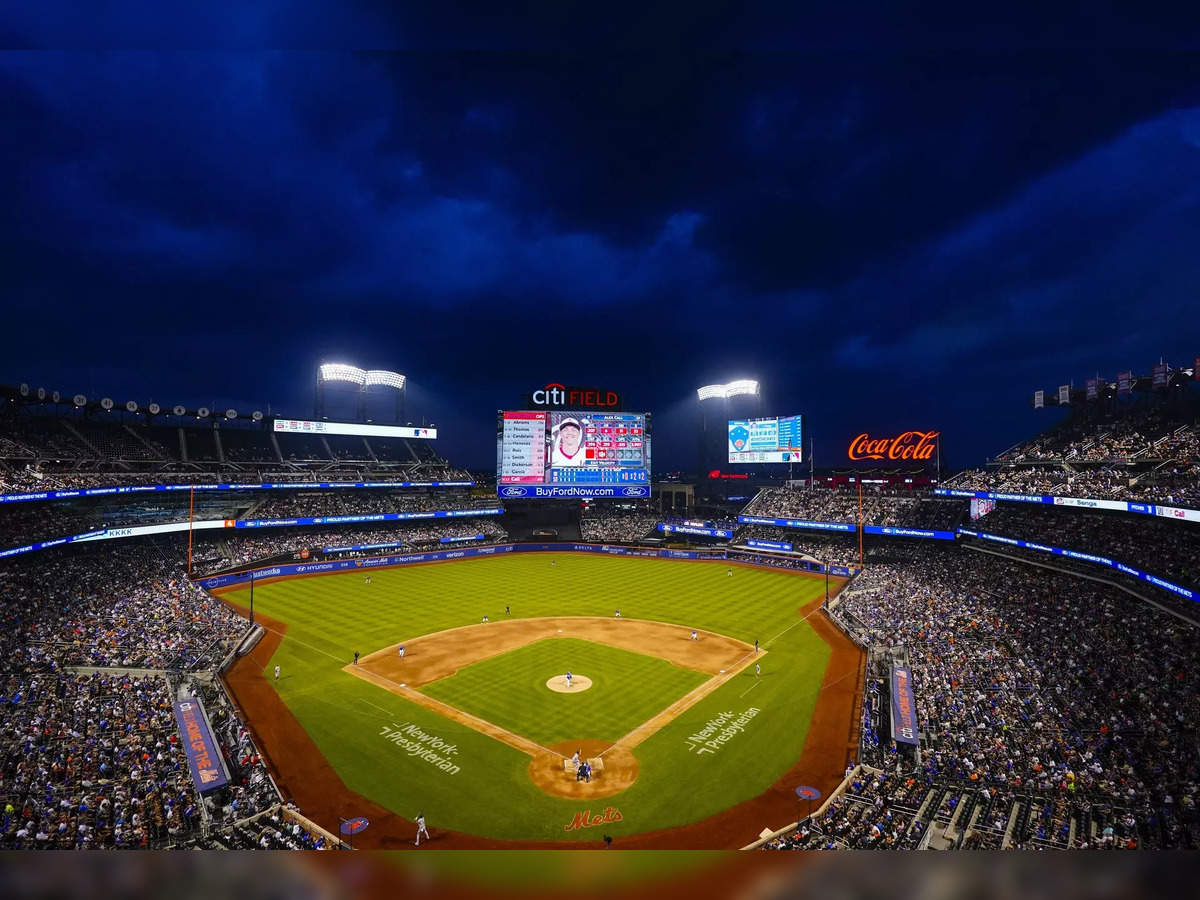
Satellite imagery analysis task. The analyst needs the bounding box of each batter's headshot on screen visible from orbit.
[551,416,587,467]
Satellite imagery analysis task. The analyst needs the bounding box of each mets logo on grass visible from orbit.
[565,808,623,832]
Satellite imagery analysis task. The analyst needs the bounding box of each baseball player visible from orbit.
[690,630,698,641]
[754,639,759,653]
[414,813,429,846]
[727,567,733,577]
[397,645,405,659]
[274,665,280,682]
[755,662,761,678]
[565,671,573,689]
[571,749,581,767]
[505,604,511,616]
[614,609,621,618]
[365,576,371,585]
[551,418,586,467]
[482,614,489,624]
[353,651,359,666]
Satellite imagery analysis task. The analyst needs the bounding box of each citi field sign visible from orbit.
[526,383,622,410]
[848,430,940,462]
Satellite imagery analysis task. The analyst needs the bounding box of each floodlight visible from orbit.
[319,363,368,385]
[696,379,760,400]
[365,369,406,390]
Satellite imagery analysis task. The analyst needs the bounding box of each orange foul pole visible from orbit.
[858,482,864,569]
[187,485,195,577]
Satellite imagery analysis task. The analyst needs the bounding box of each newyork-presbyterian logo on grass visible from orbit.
[564,808,623,832]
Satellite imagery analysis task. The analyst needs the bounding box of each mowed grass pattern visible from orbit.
[419,637,708,746]
[225,553,835,840]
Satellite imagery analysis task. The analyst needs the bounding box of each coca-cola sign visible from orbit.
[848,431,939,461]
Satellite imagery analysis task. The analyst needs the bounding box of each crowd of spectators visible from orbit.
[969,505,1199,592]
[249,490,497,519]
[808,547,1200,849]
[0,671,204,848]
[742,486,964,530]
[198,519,510,572]
[579,509,659,543]
[948,465,1200,508]
[997,408,1196,465]
[0,543,247,672]
[735,526,861,568]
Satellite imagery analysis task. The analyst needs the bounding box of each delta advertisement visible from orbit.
[958,528,1196,602]
[657,523,734,539]
[0,508,505,560]
[935,488,1200,523]
[193,542,856,591]
[0,479,475,505]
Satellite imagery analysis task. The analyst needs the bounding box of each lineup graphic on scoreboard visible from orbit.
[496,411,652,498]
[728,415,803,463]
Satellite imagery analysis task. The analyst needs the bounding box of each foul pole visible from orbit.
[187,485,195,577]
[857,482,864,569]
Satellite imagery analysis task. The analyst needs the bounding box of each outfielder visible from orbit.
[414,813,429,846]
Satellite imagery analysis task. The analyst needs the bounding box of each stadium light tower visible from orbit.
[316,363,406,422]
[696,379,761,480]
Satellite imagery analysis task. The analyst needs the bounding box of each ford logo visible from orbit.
[621,487,643,496]
[500,487,525,497]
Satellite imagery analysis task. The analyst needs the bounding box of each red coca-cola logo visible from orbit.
[847,431,940,461]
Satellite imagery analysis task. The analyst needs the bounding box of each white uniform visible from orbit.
[415,814,429,845]
[565,671,573,688]
[691,631,698,641]
[551,439,585,467]
[398,646,405,658]
[274,665,280,681]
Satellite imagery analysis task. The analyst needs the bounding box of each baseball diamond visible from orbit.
[215,551,858,845]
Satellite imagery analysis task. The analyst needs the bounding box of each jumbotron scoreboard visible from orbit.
[496,410,652,499]
[727,414,803,463]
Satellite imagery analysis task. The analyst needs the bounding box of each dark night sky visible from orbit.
[3,6,1200,472]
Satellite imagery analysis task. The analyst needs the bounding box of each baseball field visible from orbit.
[217,552,861,846]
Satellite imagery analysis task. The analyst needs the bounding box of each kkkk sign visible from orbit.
[526,382,622,410]
[848,431,939,462]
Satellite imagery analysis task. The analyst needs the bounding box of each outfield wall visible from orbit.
[194,542,859,592]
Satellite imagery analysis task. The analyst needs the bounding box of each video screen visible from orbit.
[728,414,802,463]
[496,411,651,498]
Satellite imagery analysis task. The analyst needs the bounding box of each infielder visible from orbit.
[274,665,280,682]
[614,609,621,618]
[397,645,405,659]
[353,651,359,665]
[565,671,573,689]
[414,813,429,846]
[690,630,698,641]
[482,614,489,623]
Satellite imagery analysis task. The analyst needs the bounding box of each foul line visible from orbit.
[739,680,762,699]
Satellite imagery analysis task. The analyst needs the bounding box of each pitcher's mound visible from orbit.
[546,674,593,693]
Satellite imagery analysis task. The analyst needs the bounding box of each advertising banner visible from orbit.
[1086,378,1098,400]
[1152,363,1169,388]
[657,523,733,539]
[173,699,229,794]
[1033,390,1044,409]
[747,539,793,552]
[934,488,1200,523]
[738,515,855,532]
[889,665,919,745]
[497,484,650,500]
[1117,371,1132,396]
[862,525,957,540]
[1058,384,1070,404]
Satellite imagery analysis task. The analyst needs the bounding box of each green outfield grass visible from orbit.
[419,637,709,746]
[223,553,833,841]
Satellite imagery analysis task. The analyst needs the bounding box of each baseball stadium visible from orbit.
[4,38,1200,894]
[1,363,1198,855]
